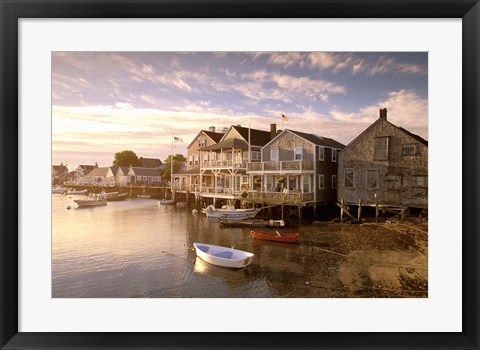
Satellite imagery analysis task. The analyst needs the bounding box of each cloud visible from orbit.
[256,52,427,76]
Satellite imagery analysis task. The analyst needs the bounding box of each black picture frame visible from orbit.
[1,1,478,349]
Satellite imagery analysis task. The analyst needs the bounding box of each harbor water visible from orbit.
[52,194,292,298]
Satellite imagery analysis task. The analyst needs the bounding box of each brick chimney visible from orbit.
[270,123,277,140]
[379,108,387,120]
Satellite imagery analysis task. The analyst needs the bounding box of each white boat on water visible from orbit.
[158,199,175,205]
[193,242,254,268]
[66,189,88,195]
[73,194,107,208]
[202,205,261,219]
[52,187,66,194]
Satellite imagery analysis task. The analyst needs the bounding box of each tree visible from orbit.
[161,153,186,180]
[113,150,140,167]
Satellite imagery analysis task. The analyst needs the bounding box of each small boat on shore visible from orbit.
[193,243,254,268]
[137,194,151,199]
[203,205,261,219]
[73,194,107,208]
[66,189,88,195]
[250,230,299,243]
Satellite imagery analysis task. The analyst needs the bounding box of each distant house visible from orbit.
[115,166,132,186]
[172,127,225,192]
[128,167,162,186]
[52,162,68,185]
[138,157,163,168]
[337,108,428,209]
[80,167,116,186]
[73,164,98,181]
[247,127,345,206]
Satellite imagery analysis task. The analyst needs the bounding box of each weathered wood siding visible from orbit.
[338,118,428,206]
[316,147,339,202]
[187,131,219,171]
[262,131,314,161]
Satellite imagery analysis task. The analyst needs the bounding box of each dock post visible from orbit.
[281,204,284,220]
[401,206,405,223]
[340,199,344,224]
[374,193,379,223]
[358,198,362,222]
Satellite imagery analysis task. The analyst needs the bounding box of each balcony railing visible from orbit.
[247,160,314,173]
[247,191,314,204]
[201,160,247,169]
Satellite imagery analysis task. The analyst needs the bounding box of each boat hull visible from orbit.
[204,208,260,219]
[250,230,299,243]
[193,243,254,268]
[73,199,107,207]
[66,189,88,195]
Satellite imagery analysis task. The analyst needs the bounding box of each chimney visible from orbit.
[270,123,277,140]
[209,126,216,132]
[379,108,387,120]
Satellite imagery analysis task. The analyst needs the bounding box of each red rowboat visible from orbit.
[250,230,299,243]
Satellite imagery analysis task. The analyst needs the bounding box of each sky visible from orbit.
[52,52,428,170]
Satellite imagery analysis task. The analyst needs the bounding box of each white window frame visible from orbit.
[271,149,279,161]
[211,152,217,161]
[194,154,199,166]
[189,155,194,166]
[318,146,325,161]
[331,148,337,162]
[332,175,337,189]
[294,147,303,160]
[366,169,379,189]
[318,174,324,189]
[344,168,355,188]
[251,151,261,160]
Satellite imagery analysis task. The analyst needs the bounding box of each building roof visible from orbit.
[77,165,97,172]
[138,157,163,168]
[129,167,162,176]
[287,130,346,149]
[200,138,249,151]
[203,130,225,143]
[187,129,225,149]
[398,127,428,146]
[115,166,130,176]
[85,167,113,177]
[231,125,272,146]
[52,164,68,172]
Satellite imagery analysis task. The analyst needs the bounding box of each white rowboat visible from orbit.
[73,195,107,208]
[203,205,260,219]
[193,243,254,268]
[66,189,88,195]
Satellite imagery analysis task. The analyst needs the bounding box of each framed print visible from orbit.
[1,0,479,349]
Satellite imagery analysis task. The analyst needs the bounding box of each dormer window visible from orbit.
[198,139,206,148]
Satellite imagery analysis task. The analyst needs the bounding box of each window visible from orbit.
[413,175,428,188]
[344,169,355,188]
[194,155,199,166]
[271,149,279,161]
[294,147,303,160]
[211,153,217,161]
[136,176,142,181]
[318,175,324,189]
[203,154,209,163]
[189,155,194,166]
[332,175,337,189]
[143,176,148,181]
[366,169,379,189]
[331,149,337,162]
[302,175,311,192]
[198,139,206,147]
[374,137,389,160]
[251,151,261,160]
[403,144,417,156]
[318,146,325,161]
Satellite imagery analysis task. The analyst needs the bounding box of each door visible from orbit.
[384,174,402,204]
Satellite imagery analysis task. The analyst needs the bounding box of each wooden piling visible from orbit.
[358,198,362,222]
[340,199,344,224]
[374,193,379,223]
